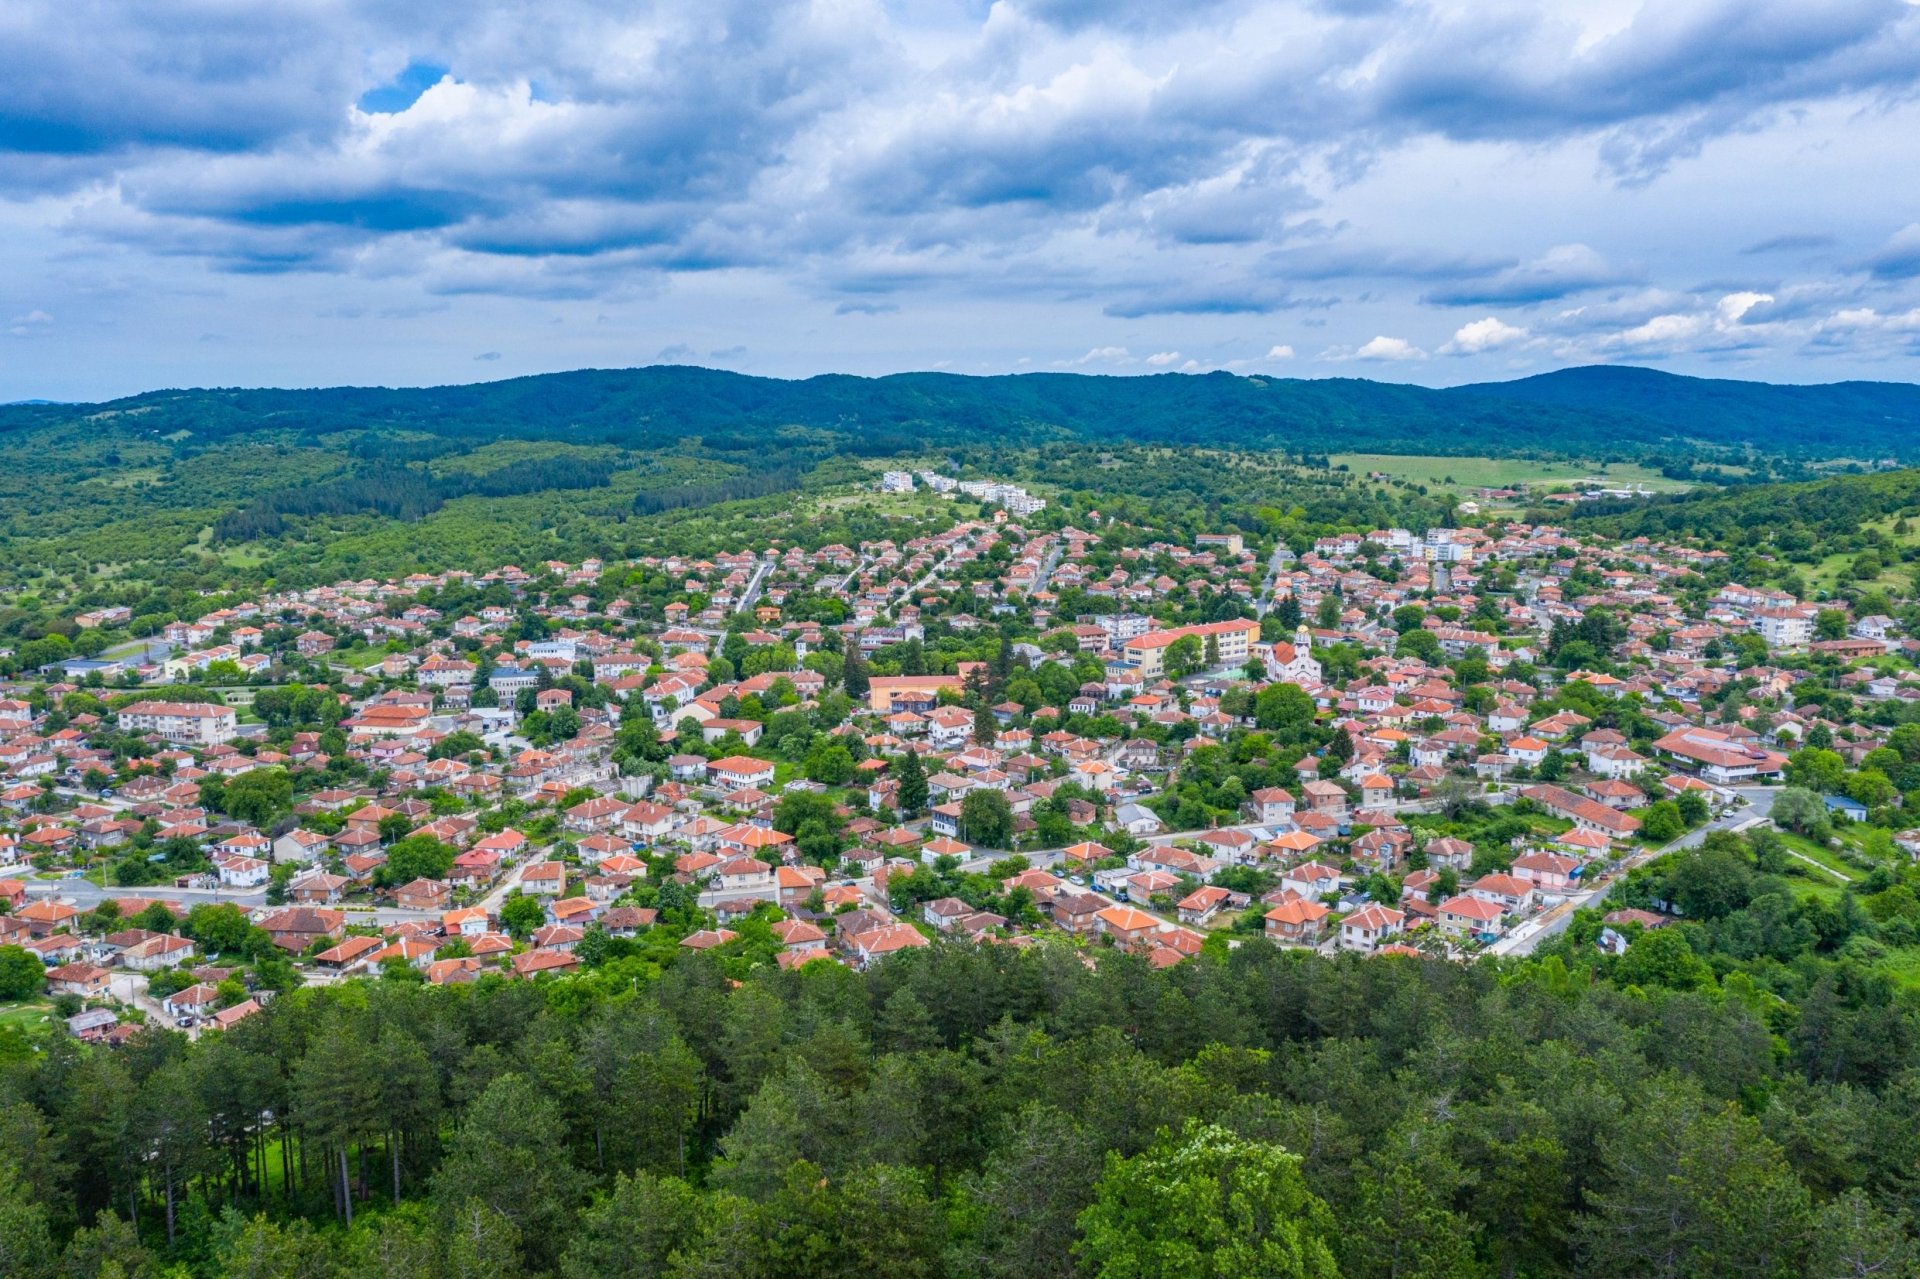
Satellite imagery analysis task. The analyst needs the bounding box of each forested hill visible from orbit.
[6,363,1920,462]
[1454,365,1920,459]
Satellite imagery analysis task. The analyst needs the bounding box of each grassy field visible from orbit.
[808,490,953,520]
[1773,831,1859,882]
[1331,454,1692,495]
[1804,513,1920,593]
[330,645,394,671]
[1875,946,1920,991]
[0,1001,57,1034]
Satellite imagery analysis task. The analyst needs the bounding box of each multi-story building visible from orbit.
[115,700,239,745]
[1120,618,1259,679]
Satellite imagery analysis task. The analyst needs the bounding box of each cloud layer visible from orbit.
[3,0,1920,396]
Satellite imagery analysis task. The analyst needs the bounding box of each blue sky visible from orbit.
[3,0,1919,401]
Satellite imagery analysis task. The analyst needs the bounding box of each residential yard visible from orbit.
[329,645,393,671]
[0,1001,57,1034]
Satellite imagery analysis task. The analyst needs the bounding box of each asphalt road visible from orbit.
[1253,542,1295,619]
[1492,785,1779,956]
[735,557,776,615]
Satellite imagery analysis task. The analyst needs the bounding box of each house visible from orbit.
[519,862,566,896]
[1249,787,1296,824]
[1651,726,1788,785]
[1177,885,1233,926]
[1263,898,1330,945]
[119,933,197,972]
[256,907,346,954]
[1519,784,1641,840]
[66,1008,120,1042]
[287,871,348,904]
[707,756,775,790]
[602,906,660,937]
[1301,779,1349,817]
[1051,891,1107,935]
[1437,893,1505,939]
[923,897,974,931]
[843,922,930,967]
[619,801,677,843]
[714,856,775,894]
[394,878,451,911]
[44,962,111,998]
[210,999,262,1031]
[771,918,829,953]
[161,983,223,1018]
[314,934,384,973]
[1422,836,1475,871]
[216,855,270,889]
[1095,904,1173,952]
[1510,851,1580,893]
[274,828,331,863]
[1468,873,1536,912]
[1338,903,1405,953]
[511,948,580,979]
[1280,862,1342,900]
[16,900,80,938]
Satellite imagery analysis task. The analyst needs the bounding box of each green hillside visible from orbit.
[10,363,1920,464]
[1456,364,1920,460]
[2,362,1917,613]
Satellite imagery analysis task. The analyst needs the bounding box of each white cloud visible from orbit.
[1821,306,1920,333]
[1440,316,1527,355]
[1060,345,1131,366]
[4,0,1920,392]
[1354,335,1427,361]
[1716,291,1773,323]
[9,310,53,325]
[1604,313,1709,351]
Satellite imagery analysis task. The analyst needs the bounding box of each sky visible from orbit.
[3,0,1920,402]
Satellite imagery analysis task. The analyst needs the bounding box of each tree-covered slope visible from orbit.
[1454,364,1920,458]
[7,363,1919,462]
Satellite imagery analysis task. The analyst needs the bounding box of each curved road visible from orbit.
[1491,785,1778,956]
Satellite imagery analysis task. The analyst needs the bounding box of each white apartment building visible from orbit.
[116,700,239,746]
[1752,607,1813,649]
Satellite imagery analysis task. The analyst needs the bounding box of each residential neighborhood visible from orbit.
[1,494,1913,1041]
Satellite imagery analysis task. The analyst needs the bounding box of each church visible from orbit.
[1254,625,1323,687]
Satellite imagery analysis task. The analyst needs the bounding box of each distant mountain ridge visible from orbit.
[1451,365,1920,459]
[4,363,1918,461]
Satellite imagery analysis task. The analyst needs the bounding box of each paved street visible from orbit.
[736,556,776,614]
[1491,786,1778,956]
[1253,541,1296,618]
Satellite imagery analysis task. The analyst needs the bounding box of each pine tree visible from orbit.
[843,644,869,699]
[894,751,929,816]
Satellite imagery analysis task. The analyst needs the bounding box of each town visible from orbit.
[2,475,1906,1045]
